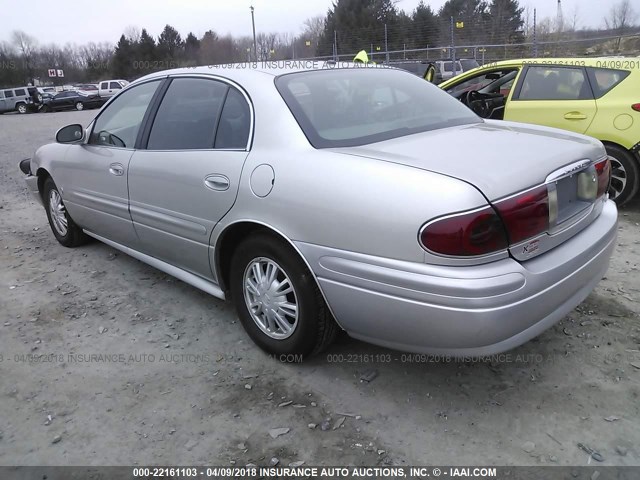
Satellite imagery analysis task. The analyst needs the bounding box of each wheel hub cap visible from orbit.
[49,190,68,236]
[243,257,298,340]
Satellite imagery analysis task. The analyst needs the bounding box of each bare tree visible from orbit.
[605,0,638,50]
[568,6,580,32]
[12,30,38,84]
[123,25,142,43]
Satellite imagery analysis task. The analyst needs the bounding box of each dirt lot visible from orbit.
[1,110,639,467]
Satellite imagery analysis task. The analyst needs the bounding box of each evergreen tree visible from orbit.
[135,28,156,73]
[412,1,440,49]
[319,0,399,56]
[157,25,183,61]
[489,0,525,44]
[439,0,491,45]
[111,34,133,79]
[184,32,201,65]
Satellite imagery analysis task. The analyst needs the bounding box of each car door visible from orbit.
[0,91,6,113]
[4,89,16,110]
[60,79,163,247]
[505,65,597,134]
[127,76,252,279]
[109,81,123,97]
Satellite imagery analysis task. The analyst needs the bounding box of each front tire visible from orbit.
[43,178,88,247]
[230,233,338,358]
[16,103,27,114]
[75,102,84,111]
[605,144,639,206]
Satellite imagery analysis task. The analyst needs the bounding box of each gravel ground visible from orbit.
[1,110,639,467]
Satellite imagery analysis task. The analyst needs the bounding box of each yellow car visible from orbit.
[439,58,640,205]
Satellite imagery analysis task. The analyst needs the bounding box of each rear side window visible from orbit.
[147,78,228,150]
[517,66,592,100]
[215,88,251,149]
[4,90,13,98]
[587,68,630,98]
[100,82,108,89]
[14,89,26,96]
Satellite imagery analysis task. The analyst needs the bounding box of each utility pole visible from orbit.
[250,6,257,62]
[450,16,455,70]
[533,8,538,57]
[333,30,338,61]
[384,24,389,63]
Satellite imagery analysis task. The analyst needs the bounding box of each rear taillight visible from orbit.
[632,103,640,112]
[595,158,611,198]
[493,185,549,245]
[420,206,508,256]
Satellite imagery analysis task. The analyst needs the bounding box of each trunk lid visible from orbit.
[330,120,605,201]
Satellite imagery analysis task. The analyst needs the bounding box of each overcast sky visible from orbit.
[2,0,611,46]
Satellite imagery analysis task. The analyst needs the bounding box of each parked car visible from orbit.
[439,58,640,205]
[98,79,129,98]
[20,65,617,358]
[40,91,107,112]
[0,86,41,114]
[73,83,99,95]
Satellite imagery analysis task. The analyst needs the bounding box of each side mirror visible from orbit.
[56,124,84,144]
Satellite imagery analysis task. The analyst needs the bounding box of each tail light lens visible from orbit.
[631,103,640,112]
[420,206,508,256]
[493,185,549,244]
[595,157,611,198]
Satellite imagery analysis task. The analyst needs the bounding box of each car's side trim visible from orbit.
[84,230,226,301]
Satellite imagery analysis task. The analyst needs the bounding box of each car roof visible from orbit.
[135,61,383,84]
[471,57,640,70]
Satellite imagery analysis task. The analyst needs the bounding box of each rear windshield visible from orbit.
[275,68,479,148]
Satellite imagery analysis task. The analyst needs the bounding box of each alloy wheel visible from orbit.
[608,155,627,201]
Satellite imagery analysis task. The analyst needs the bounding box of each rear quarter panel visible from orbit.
[588,69,640,150]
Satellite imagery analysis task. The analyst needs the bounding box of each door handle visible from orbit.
[109,163,124,176]
[204,174,230,191]
[564,112,587,120]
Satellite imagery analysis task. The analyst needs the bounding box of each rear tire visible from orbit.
[605,144,639,206]
[75,102,84,111]
[43,178,89,248]
[229,233,338,359]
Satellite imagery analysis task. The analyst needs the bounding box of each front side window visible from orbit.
[587,68,630,98]
[518,66,592,100]
[276,68,479,148]
[110,81,123,90]
[147,78,228,150]
[89,80,161,148]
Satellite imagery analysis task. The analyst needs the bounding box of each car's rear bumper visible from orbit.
[296,199,618,356]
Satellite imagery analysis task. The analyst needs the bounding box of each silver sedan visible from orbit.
[20,63,617,358]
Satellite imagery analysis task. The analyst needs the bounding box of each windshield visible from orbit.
[275,68,479,148]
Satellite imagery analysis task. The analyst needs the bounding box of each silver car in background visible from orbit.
[20,64,617,358]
